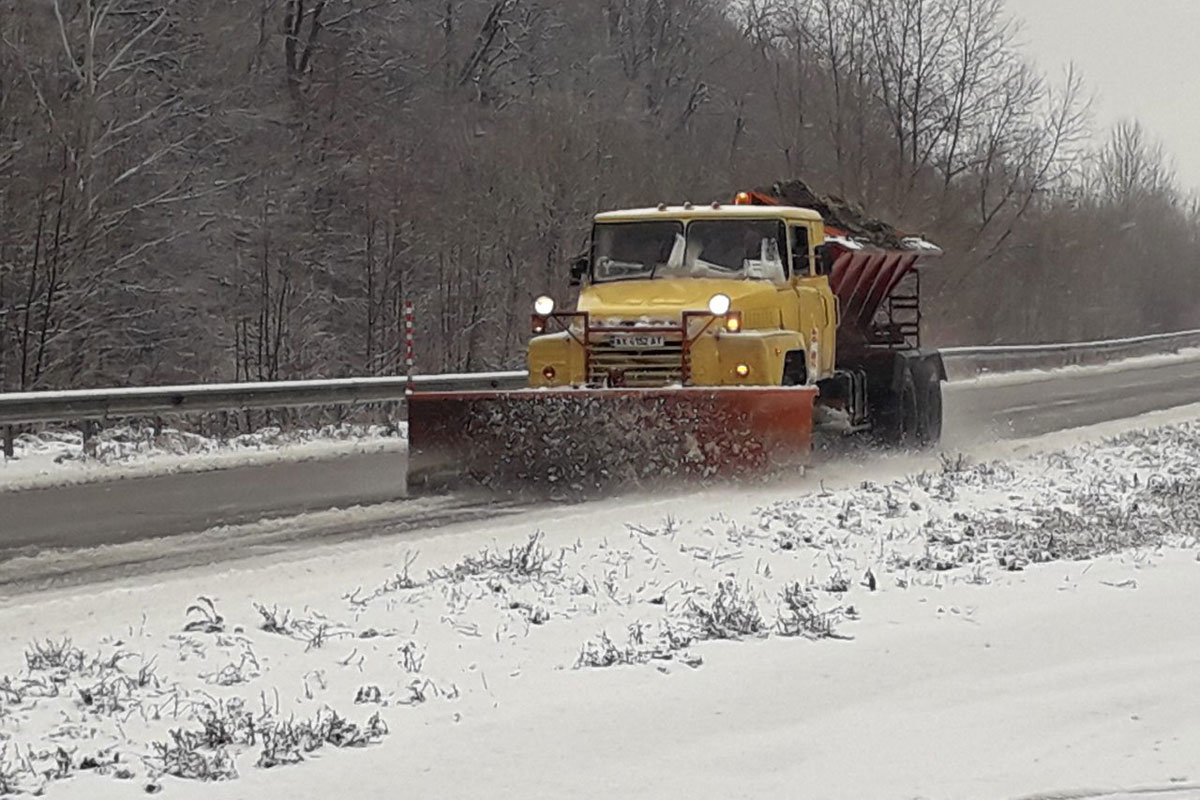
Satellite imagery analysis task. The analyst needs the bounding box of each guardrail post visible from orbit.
[81,420,97,457]
[2,425,13,460]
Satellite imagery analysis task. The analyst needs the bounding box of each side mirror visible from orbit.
[569,255,589,287]
[814,244,835,276]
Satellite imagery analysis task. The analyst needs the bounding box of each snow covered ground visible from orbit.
[0,423,405,492]
[1,406,1198,798]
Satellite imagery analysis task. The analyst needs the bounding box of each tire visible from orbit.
[896,367,920,446]
[874,366,919,447]
[782,351,807,386]
[914,363,943,446]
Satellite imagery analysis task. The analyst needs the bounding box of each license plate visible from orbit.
[610,335,665,349]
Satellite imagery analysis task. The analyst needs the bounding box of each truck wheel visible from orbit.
[782,351,807,386]
[896,368,920,446]
[913,363,943,446]
[875,366,919,446]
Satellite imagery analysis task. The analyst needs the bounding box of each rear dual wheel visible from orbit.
[915,361,943,444]
[877,360,941,448]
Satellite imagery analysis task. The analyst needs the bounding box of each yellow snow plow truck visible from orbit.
[408,182,945,492]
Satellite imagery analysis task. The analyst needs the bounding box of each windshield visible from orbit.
[592,219,788,282]
[591,221,683,282]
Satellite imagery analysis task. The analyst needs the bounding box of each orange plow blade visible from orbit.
[406,387,817,493]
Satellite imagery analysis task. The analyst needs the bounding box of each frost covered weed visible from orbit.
[355,685,383,705]
[507,600,551,625]
[379,567,421,593]
[575,619,703,669]
[397,678,449,706]
[986,500,1168,568]
[252,604,351,650]
[0,746,21,796]
[0,744,85,795]
[817,570,851,594]
[183,597,225,634]
[397,640,425,673]
[255,709,388,768]
[776,583,839,640]
[0,677,23,706]
[150,730,239,781]
[940,452,971,474]
[24,639,86,673]
[575,631,633,668]
[204,651,262,687]
[764,425,1200,582]
[428,532,557,583]
[152,703,387,778]
[195,700,260,748]
[916,472,1193,572]
[76,671,139,716]
[625,516,682,537]
[687,580,764,641]
[346,552,422,607]
[253,603,293,635]
[12,641,165,721]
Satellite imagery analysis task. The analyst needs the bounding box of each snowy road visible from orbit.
[0,449,405,558]
[944,354,1200,442]
[2,353,1200,574]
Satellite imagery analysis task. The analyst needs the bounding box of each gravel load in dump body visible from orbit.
[757,179,914,248]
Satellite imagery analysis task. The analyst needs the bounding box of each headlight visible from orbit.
[534,295,555,316]
[708,293,731,316]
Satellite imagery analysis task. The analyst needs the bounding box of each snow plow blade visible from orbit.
[406,386,817,493]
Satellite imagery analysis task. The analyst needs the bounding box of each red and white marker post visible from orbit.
[404,300,415,395]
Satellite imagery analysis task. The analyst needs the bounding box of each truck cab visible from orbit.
[529,201,839,390]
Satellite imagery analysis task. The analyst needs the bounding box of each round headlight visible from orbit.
[708,293,731,316]
[534,295,555,316]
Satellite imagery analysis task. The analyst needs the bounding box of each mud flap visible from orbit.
[407,387,817,493]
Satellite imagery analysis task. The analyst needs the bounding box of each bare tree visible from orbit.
[2,0,1199,390]
[1092,119,1176,208]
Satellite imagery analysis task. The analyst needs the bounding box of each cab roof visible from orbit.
[594,204,824,224]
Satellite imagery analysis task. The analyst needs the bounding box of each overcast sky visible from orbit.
[1004,0,1200,192]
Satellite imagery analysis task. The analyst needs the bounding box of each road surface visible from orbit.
[944,356,1200,441]
[2,355,1199,575]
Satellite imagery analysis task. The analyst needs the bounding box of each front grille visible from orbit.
[588,336,685,387]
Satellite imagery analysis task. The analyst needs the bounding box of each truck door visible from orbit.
[790,224,837,376]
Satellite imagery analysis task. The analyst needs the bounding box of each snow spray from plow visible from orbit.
[407,387,816,493]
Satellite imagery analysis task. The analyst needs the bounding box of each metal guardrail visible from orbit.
[0,373,527,428]
[2,327,1198,434]
[940,329,1200,377]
